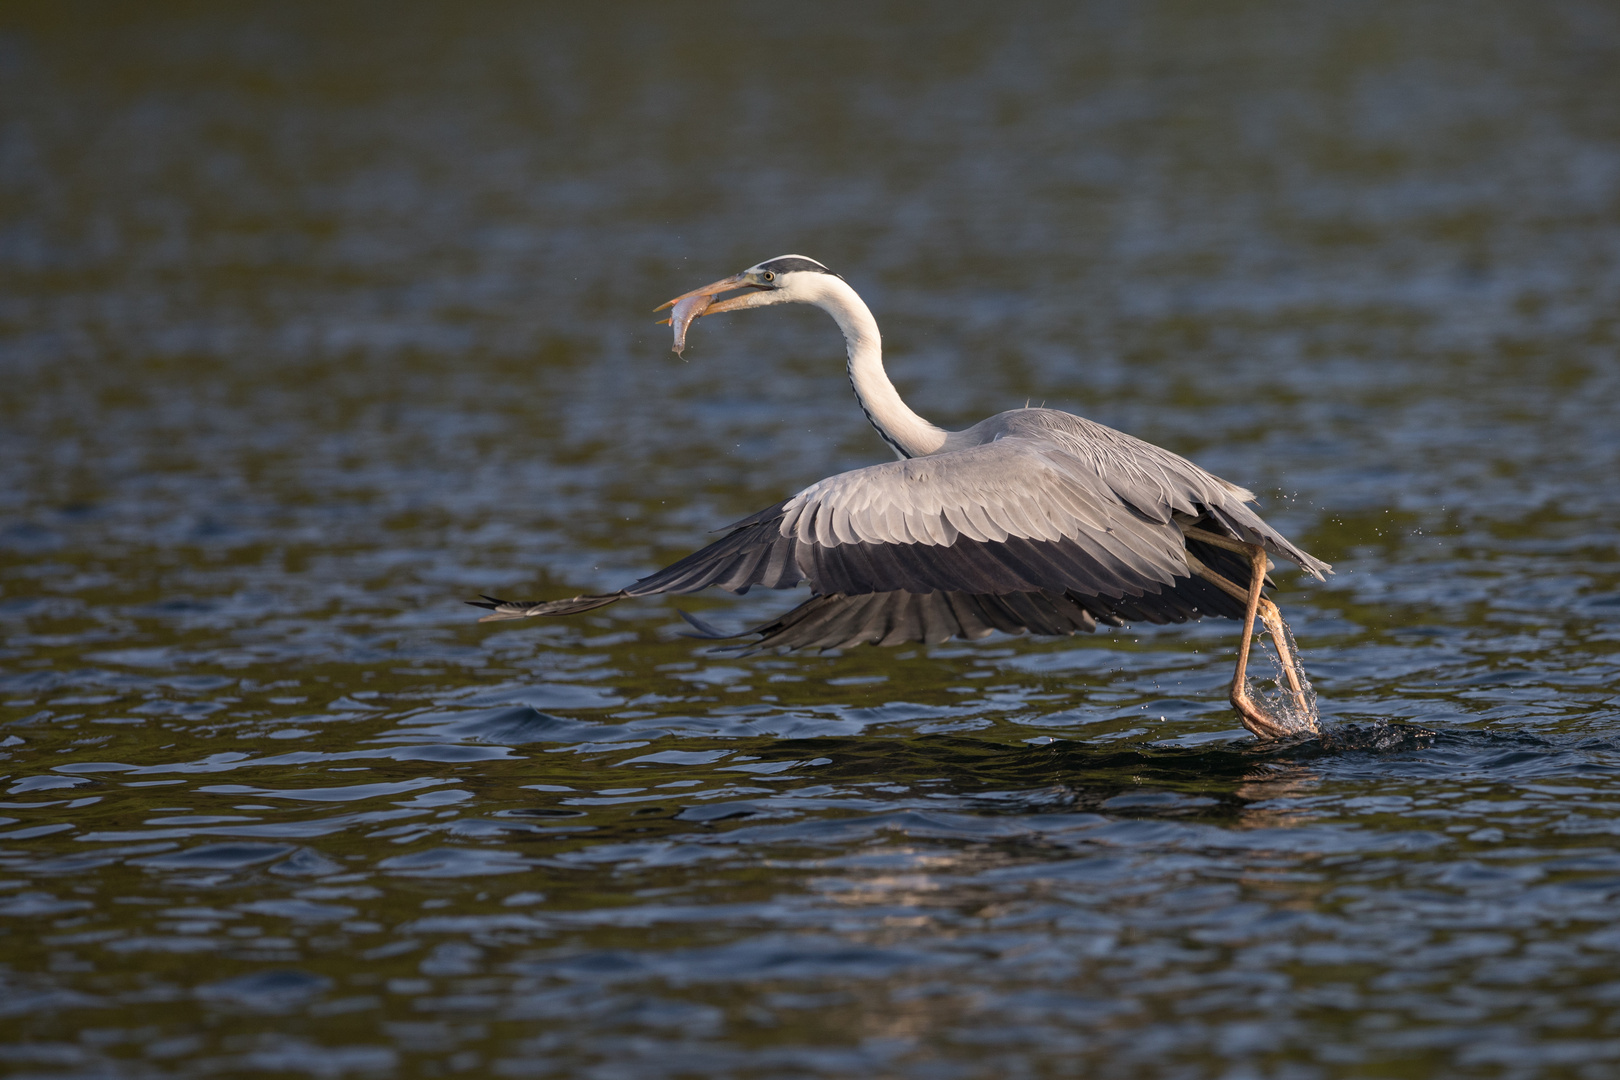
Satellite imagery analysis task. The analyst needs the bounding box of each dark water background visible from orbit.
[3,3,1620,1076]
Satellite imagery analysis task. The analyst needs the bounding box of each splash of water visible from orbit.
[1248,614,1320,735]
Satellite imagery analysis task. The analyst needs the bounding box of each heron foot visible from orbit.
[1231,684,1303,740]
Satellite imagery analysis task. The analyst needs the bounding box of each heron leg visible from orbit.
[1185,544,1305,739]
[1257,596,1312,720]
[1227,545,1298,739]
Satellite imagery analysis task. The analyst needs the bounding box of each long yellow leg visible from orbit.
[1183,541,1318,739]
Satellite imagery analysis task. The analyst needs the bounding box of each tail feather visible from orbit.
[466,593,624,622]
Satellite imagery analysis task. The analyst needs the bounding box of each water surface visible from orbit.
[3,3,1620,1077]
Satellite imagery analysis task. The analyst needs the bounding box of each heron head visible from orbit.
[655,255,841,319]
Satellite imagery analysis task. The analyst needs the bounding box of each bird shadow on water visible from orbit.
[413,698,1615,834]
[674,721,1443,822]
[722,721,1613,828]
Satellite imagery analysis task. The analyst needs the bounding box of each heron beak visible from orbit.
[653,273,765,319]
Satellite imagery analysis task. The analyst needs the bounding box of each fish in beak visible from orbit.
[653,272,770,355]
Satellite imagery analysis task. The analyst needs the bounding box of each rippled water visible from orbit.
[3,3,1620,1077]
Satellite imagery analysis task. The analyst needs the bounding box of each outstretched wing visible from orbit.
[471,430,1327,628]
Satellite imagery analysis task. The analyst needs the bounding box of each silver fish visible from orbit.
[669,293,712,357]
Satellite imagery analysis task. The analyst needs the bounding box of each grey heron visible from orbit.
[472,255,1329,739]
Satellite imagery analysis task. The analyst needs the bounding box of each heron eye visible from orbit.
[763,271,775,282]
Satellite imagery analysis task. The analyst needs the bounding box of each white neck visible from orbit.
[800,275,947,458]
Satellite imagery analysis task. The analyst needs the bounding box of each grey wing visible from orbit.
[1006,412,1332,579]
[767,433,1325,596]
[472,432,1328,640]
[774,437,1193,597]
